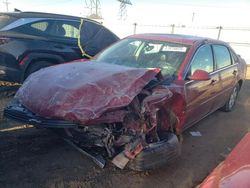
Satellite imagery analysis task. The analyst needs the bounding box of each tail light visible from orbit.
[0,37,10,45]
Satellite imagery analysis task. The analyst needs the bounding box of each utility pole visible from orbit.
[192,12,195,23]
[3,0,10,12]
[217,26,223,40]
[171,24,175,34]
[133,23,137,34]
[95,0,98,17]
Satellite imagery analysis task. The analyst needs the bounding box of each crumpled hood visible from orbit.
[15,61,160,124]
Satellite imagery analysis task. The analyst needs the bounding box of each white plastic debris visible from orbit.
[190,131,202,137]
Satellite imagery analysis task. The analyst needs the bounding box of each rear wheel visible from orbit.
[24,61,54,80]
[221,83,240,112]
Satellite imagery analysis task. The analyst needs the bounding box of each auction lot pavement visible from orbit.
[0,67,250,188]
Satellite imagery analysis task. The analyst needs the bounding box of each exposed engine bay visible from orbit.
[58,85,179,169]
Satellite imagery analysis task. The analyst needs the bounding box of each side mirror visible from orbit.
[189,69,210,81]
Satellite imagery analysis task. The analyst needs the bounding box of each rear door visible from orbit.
[210,44,238,110]
[47,20,82,61]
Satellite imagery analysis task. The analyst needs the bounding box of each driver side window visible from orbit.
[189,45,214,75]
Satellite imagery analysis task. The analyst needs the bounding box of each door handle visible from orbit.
[233,70,237,76]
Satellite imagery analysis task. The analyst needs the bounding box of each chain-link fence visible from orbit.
[105,22,250,64]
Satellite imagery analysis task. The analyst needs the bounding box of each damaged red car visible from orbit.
[4,34,247,171]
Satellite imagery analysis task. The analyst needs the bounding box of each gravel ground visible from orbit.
[0,67,249,188]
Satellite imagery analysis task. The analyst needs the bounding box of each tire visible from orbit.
[127,132,181,171]
[221,83,240,112]
[24,61,54,80]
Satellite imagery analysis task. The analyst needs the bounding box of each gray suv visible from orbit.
[0,11,119,82]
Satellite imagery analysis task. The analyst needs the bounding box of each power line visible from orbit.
[3,0,10,12]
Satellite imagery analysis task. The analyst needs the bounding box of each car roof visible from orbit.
[128,33,224,46]
[1,11,99,24]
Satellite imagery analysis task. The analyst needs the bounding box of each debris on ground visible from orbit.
[190,131,202,137]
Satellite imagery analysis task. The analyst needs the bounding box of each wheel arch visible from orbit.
[238,79,243,90]
[168,92,187,135]
[21,52,65,81]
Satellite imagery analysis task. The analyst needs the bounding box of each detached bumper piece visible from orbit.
[4,100,77,128]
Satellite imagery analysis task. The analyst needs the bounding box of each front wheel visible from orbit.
[221,83,240,112]
[127,132,181,171]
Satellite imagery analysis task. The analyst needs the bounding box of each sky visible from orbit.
[1,0,250,61]
[1,0,250,27]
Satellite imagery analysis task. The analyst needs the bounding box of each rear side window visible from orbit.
[62,24,79,38]
[31,22,49,32]
[11,20,52,36]
[49,21,80,39]
[11,20,80,39]
[231,51,239,64]
[213,45,232,69]
[0,15,17,29]
[189,45,214,75]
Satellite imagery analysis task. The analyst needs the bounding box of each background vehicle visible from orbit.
[0,11,119,83]
[199,131,250,188]
[4,34,247,171]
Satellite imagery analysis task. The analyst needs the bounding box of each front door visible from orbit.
[184,44,219,128]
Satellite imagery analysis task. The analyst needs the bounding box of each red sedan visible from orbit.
[4,34,247,171]
[199,132,250,188]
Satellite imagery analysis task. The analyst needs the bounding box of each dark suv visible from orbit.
[0,11,119,83]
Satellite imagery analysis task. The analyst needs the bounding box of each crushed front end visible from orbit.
[4,62,181,171]
[4,85,181,170]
